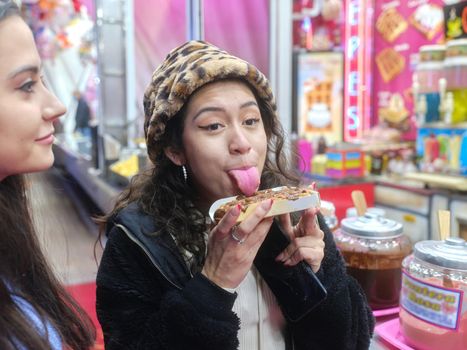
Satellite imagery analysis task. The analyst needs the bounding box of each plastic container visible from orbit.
[334,213,412,310]
[460,131,467,175]
[399,238,467,350]
[416,45,445,123]
[444,39,467,123]
[297,138,313,173]
[424,133,440,162]
[417,45,446,93]
[320,200,338,231]
[346,206,386,218]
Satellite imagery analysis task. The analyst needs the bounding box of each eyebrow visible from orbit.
[192,100,259,120]
[7,65,40,79]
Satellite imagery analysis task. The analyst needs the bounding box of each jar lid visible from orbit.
[446,38,467,48]
[414,238,467,270]
[340,212,403,238]
[320,200,336,216]
[420,44,446,52]
[444,56,467,67]
[419,45,446,62]
[446,39,467,58]
[346,207,386,218]
[416,61,445,70]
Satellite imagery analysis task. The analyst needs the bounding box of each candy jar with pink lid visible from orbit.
[334,212,412,310]
[399,237,467,350]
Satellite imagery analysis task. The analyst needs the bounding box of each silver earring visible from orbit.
[182,165,188,183]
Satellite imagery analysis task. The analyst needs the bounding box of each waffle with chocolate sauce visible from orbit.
[213,186,314,223]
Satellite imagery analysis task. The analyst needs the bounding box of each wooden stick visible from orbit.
[438,210,450,241]
[351,190,368,216]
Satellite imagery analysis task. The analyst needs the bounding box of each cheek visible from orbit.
[184,132,224,164]
[187,143,223,175]
[0,122,51,176]
[184,140,227,187]
[254,132,268,156]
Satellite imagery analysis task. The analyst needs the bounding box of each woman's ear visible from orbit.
[164,147,186,166]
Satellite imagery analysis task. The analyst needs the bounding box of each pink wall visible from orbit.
[134,0,187,111]
[372,0,445,140]
[204,0,269,76]
[133,0,269,114]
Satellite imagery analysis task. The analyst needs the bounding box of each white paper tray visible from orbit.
[209,186,321,223]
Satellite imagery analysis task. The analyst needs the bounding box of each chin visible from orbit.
[29,154,55,173]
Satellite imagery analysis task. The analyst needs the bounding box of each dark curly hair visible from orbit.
[100,80,301,272]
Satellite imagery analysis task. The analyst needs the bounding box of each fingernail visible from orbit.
[261,199,273,210]
[231,204,241,215]
[275,253,283,261]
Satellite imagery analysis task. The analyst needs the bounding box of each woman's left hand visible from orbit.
[275,204,325,273]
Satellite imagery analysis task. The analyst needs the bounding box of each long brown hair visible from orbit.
[0,175,95,349]
[0,1,95,349]
[99,80,301,273]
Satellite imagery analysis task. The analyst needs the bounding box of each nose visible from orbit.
[228,125,252,154]
[42,89,66,122]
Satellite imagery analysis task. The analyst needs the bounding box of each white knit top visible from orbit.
[172,216,286,349]
[232,268,286,349]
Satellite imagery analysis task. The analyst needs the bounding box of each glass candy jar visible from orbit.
[334,213,412,309]
[320,200,338,232]
[399,238,467,350]
[444,39,467,123]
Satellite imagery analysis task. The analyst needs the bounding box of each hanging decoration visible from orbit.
[20,0,94,62]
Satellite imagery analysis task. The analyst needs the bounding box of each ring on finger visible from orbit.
[230,225,245,244]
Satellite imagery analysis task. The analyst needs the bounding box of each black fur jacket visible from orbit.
[96,203,374,349]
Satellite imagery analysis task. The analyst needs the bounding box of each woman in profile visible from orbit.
[0,1,95,349]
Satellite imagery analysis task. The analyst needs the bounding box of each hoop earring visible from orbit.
[182,165,188,183]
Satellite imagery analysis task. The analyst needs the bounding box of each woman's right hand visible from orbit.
[201,199,274,289]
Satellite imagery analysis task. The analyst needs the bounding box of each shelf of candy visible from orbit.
[410,37,467,177]
[357,124,416,178]
[295,126,418,181]
[416,127,467,176]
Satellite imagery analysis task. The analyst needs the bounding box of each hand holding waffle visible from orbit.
[275,184,325,273]
[202,199,274,289]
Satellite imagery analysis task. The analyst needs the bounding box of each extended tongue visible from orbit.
[228,167,260,196]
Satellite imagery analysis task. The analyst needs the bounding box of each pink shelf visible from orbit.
[375,318,414,350]
[373,306,399,318]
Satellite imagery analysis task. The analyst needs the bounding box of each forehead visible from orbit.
[0,16,40,77]
[188,80,257,106]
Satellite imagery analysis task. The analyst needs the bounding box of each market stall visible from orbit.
[291,1,467,348]
[26,0,467,348]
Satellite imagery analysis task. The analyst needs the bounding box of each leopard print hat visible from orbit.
[143,40,277,164]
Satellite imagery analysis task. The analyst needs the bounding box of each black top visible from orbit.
[96,203,374,349]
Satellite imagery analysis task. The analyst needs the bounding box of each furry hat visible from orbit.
[143,40,277,164]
